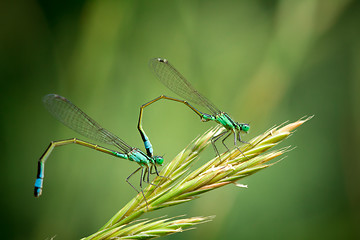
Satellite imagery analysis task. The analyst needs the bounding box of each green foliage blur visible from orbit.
[1,0,359,239]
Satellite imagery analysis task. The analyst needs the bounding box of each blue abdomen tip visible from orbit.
[34,178,43,188]
[34,187,42,197]
[144,140,152,149]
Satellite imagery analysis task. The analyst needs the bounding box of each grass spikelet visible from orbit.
[82,117,311,239]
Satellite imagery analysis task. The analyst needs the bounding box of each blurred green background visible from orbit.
[1,0,359,239]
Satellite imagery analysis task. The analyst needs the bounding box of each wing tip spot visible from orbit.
[157,58,167,63]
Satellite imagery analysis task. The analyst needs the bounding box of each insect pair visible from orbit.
[34,58,250,206]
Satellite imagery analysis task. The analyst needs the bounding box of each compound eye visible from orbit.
[242,124,250,132]
[156,157,164,165]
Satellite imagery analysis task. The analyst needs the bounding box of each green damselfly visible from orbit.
[138,58,250,158]
[34,94,164,205]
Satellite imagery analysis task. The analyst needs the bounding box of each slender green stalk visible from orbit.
[82,116,312,240]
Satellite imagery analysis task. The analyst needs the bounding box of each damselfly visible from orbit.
[138,58,250,158]
[34,94,164,205]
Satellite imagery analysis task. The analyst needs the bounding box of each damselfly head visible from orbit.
[153,156,164,166]
[239,123,250,133]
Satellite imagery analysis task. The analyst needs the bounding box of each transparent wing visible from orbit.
[150,58,221,115]
[43,94,132,153]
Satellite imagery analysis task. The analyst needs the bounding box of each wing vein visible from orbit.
[43,94,132,153]
[150,58,221,115]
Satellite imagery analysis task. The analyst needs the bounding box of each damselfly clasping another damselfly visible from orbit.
[138,58,250,159]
